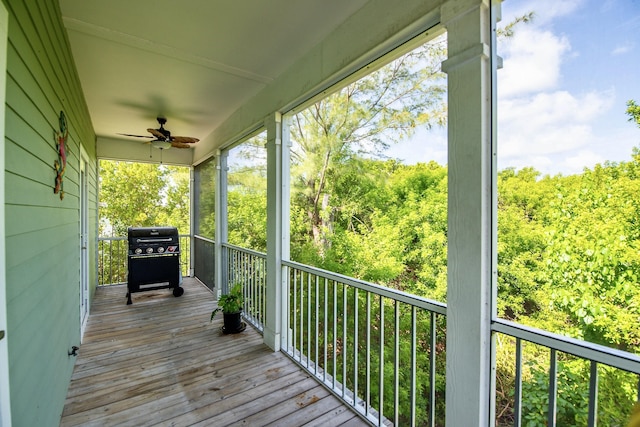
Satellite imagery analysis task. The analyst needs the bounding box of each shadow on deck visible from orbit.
[60,278,367,426]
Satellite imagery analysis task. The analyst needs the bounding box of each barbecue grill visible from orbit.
[127,226,184,305]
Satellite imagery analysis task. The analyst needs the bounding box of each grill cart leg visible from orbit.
[126,291,132,305]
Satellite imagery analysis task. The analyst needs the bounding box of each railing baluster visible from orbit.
[249,253,254,320]
[342,282,347,399]
[333,279,337,389]
[366,291,371,418]
[429,311,436,427]
[315,274,319,377]
[379,294,384,427]
[514,337,522,427]
[548,348,557,427]
[587,361,598,427]
[300,270,305,365]
[410,306,416,427]
[293,268,298,360]
[245,251,248,319]
[394,300,399,426]
[353,287,359,409]
[323,276,328,384]
[307,271,311,370]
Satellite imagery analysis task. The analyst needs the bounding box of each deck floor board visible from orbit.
[60,279,367,426]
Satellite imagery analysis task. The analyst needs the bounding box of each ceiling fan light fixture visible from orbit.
[151,140,171,150]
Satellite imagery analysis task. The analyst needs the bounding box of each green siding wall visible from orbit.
[3,0,97,425]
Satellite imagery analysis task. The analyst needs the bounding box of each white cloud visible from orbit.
[498,89,616,174]
[564,150,606,172]
[504,0,583,26]
[612,43,634,55]
[498,28,571,97]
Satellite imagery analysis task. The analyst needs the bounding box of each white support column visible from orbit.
[214,150,228,298]
[441,0,496,425]
[264,113,290,351]
[189,166,195,277]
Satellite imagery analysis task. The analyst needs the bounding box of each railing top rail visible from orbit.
[283,259,447,315]
[221,242,267,259]
[194,234,215,244]
[493,319,640,374]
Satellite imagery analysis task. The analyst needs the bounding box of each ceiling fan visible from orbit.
[118,116,199,149]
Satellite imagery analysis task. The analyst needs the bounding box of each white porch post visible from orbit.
[442,0,497,425]
[264,113,290,351]
[214,149,228,297]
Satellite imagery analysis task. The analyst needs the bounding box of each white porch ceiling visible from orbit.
[59,0,369,161]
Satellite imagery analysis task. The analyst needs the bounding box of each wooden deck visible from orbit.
[60,278,368,426]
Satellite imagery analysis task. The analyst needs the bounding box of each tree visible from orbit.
[99,160,190,235]
[290,36,447,256]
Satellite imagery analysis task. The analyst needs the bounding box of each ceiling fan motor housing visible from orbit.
[156,117,171,140]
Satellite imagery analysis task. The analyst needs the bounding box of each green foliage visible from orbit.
[517,358,635,426]
[627,100,640,127]
[195,157,216,238]
[497,11,535,38]
[99,160,190,235]
[226,138,268,252]
[521,359,590,426]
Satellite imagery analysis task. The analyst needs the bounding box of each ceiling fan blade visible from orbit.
[171,136,199,144]
[117,133,153,138]
[147,128,166,139]
[171,141,191,149]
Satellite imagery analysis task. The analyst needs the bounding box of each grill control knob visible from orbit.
[146,247,154,254]
[158,247,165,253]
[135,248,142,254]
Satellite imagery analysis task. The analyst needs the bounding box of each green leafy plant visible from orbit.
[210,284,244,321]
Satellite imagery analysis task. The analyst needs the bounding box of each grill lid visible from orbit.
[128,226,178,238]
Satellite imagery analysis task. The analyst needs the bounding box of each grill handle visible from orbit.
[136,238,173,243]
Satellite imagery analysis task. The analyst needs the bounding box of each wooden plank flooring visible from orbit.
[60,278,368,427]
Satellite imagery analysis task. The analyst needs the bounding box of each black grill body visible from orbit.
[127,227,184,304]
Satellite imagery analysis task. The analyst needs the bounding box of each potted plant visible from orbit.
[211,283,245,333]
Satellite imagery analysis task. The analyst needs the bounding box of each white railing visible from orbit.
[97,235,191,286]
[222,243,267,332]
[492,319,640,427]
[282,260,447,426]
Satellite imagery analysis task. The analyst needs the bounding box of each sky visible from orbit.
[389,0,640,176]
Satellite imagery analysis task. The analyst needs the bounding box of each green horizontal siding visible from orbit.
[3,0,97,425]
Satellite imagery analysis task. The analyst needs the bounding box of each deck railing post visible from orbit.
[264,112,291,351]
[442,0,497,425]
[215,149,228,297]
